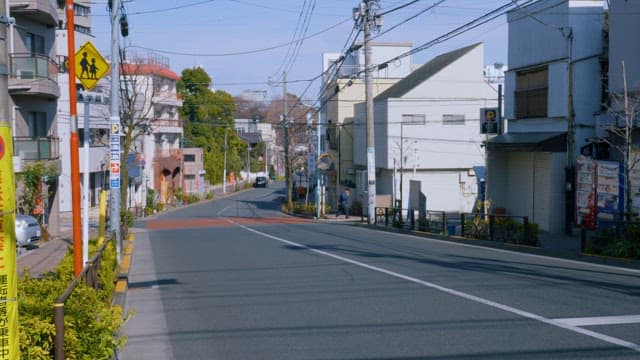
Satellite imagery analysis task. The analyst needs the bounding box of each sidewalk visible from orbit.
[17,207,100,277]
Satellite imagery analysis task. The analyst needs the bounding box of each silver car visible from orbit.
[15,215,41,247]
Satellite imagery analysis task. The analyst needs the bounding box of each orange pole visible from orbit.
[66,0,82,277]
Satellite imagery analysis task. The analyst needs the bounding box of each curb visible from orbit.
[351,222,640,271]
[113,232,134,308]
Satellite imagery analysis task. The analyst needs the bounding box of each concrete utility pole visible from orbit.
[355,0,381,223]
[283,71,293,209]
[109,0,122,260]
[316,112,322,219]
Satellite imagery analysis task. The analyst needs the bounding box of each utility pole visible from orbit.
[283,71,293,209]
[65,0,83,276]
[0,2,20,357]
[109,0,122,260]
[355,0,381,223]
[316,112,322,219]
[223,130,227,193]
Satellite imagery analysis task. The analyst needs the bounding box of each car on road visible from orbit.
[254,176,268,188]
[15,215,41,247]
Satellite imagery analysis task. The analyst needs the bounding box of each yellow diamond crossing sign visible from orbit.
[74,41,109,90]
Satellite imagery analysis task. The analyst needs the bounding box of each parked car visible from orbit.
[15,215,41,247]
[254,176,268,188]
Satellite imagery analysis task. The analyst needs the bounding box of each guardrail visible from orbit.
[374,208,538,246]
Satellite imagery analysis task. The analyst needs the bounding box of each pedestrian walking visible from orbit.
[338,187,350,218]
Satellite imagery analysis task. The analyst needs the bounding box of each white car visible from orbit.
[15,215,41,247]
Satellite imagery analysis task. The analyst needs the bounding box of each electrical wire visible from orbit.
[284,0,537,126]
[126,17,350,57]
[122,0,218,16]
[378,0,423,17]
[374,0,449,40]
[285,0,316,74]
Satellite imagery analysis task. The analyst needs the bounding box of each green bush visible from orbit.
[19,239,126,359]
[205,191,214,200]
[587,223,640,259]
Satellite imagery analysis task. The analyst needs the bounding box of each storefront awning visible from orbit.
[486,132,567,152]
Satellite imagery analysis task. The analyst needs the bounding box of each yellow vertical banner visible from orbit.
[0,127,18,360]
[98,190,107,246]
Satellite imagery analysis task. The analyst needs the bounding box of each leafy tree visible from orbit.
[16,162,57,221]
[178,67,245,184]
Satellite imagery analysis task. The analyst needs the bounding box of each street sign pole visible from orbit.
[110,0,122,261]
[82,93,90,266]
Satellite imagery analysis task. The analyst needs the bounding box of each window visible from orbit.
[184,154,196,162]
[79,128,108,147]
[515,66,548,118]
[185,174,196,180]
[74,4,91,16]
[27,112,47,138]
[442,114,465,125]
[25,33,44,55]
[401,114,426,125]
[74,25,91,35]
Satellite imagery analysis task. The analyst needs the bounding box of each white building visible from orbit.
[321,42,413,209]
[486,0,605,234]
[354,43,496,212]
[606,0,640,217]
[121,52,184,207]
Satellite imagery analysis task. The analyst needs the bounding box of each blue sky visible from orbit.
[91,0,514,102]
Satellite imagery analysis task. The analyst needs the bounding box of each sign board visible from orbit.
[480,107,499,134]
[74,41,110,90]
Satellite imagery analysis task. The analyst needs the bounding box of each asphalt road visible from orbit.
[120,183,640,359]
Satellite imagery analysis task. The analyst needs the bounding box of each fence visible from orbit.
[374,208,539,246]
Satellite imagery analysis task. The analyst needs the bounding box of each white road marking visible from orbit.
[553,315,640,327]
[216,205,230,217]
[236,223,640,353]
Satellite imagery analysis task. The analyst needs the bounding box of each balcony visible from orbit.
[9,53,60,99]
[153,118,184,134]
[154,148,182,171]
[10,0,58,27]
[152,94,183,107]
[14,136,60,161]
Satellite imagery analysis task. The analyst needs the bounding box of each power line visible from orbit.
[126,17,350,57]
[124,0,217,16]
[378,0,423,16]
[374,0,449,40]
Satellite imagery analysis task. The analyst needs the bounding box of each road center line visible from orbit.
[236,223,640,353]
[552,315,640,327]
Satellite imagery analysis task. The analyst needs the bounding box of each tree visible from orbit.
[178,68,244,184]
[115,49,157,208]
[15,162,57,221]
[605,61,640,222]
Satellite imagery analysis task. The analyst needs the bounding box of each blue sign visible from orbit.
[110,179,120,189]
